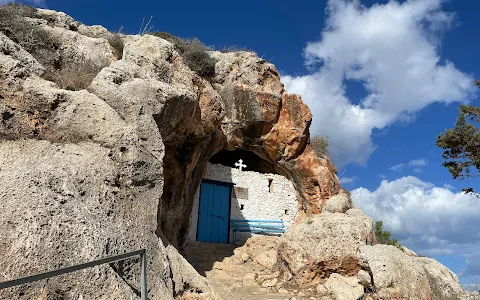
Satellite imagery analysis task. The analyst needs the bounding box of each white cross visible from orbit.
[234,159,247,171]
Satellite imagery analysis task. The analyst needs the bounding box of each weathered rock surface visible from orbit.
[324,273,364,300]
[358,244,465,300]
[165,245,219,299]
[227,211,467,299]
[277,209,375,287]
[0,140,171,299]
[0,5,469,300]
[322,191,353,213]
[225,209,374,291]
[401,245,418,256]
[241,236,281,266]
[356,270,372,289]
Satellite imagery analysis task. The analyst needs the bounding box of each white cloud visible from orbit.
[409,159,428,172]
[389,158,428,172]
[408,159,428,167]
[351,176,480,276]
[389,163,405,172]
[340,176,356,184]
[443,183,455,190]
[282,0,476,167]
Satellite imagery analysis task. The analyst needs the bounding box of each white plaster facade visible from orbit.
[188,163,299,244]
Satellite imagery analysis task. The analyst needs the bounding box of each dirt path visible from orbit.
[182,241,319,300]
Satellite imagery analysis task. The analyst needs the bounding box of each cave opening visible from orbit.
[208,149,279,174]
[181,147,300,278]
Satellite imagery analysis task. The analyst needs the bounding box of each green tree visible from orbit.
[374,221,402,250]
[436,80,480,196]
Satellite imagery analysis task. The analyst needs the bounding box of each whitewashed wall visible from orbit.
[188,163,299,244]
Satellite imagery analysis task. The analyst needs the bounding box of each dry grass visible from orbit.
[107,33,124,59]
[149,31,181,44]
[463,279,480,300]
[310,135,330,157]
[0,4,58,66]
[138,16,153,36]
[150,32,217,77]
[219,45,253,53]
[0,4,104,90]
[42,62,100,91]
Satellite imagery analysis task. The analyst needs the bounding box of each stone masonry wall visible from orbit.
[188,163,299,243]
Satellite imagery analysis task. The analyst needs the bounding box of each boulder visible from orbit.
[14,10,112,71]
[317,284,329,295]
[322,192,353,213]
[357,244,465,300]
[212,50,341,214]
[324,273,364,300]
[0,32,45,76]
[36,9,83,31]
[277,210,374,287]
[22,78,127,147]
[239,235,281,261]
[418,256,466,299]
[356,270,372,289]
[253,249,279,270]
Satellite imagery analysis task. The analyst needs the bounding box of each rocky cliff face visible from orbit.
[1,5,340,246]
[0,5,467,300]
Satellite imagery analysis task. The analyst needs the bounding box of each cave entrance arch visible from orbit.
[183,148,299,276]
[187,149,299,246]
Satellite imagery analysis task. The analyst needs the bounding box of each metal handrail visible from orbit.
[0,249,148,300]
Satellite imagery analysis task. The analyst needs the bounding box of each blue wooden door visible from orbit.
[197,180,231,244]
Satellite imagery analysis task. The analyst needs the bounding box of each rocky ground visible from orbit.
[183,241,322,300]
[183,205,469,300]
[182,203,468,300]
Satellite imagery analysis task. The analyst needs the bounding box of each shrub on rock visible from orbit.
[150,32,216,77]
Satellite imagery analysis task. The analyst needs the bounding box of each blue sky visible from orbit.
[7,0,480,285]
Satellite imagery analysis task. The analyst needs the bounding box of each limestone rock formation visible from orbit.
[229,216,468,300]
[322,191,353,213]
[277,209,375,287]
[229,209,374,292]
[358,245,465,300]
[324,273,364,300]
[0,5,468,300]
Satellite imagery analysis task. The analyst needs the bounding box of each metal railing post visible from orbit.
[140,250,147,300]
[0,249,147,299]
